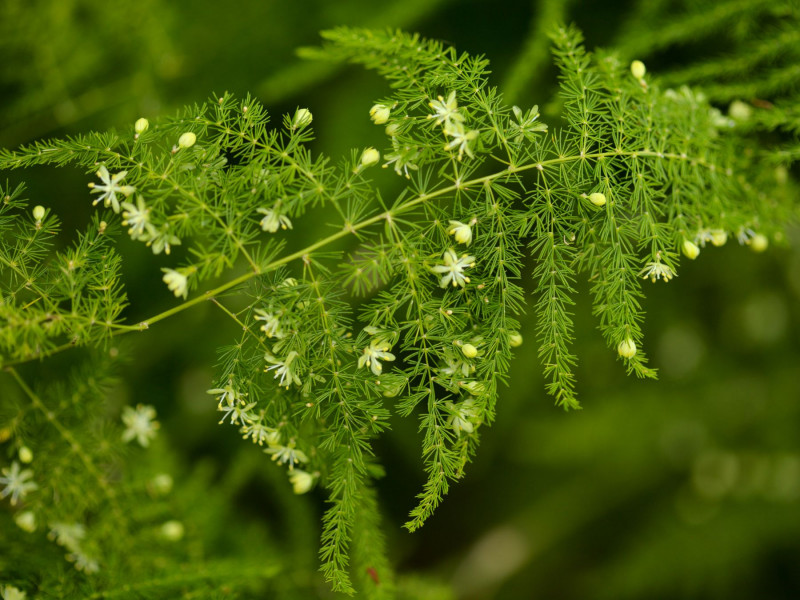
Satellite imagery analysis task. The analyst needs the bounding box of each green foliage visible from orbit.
[1,2,799,598]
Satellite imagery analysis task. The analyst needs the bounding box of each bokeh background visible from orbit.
[2,0,799,598]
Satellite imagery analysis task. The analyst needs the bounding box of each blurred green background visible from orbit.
[2,0,799,598]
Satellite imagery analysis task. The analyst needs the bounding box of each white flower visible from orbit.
[142,225,181,255]
[121,404,160,447]
[257,208,292,232]
[447,220,473,245]
[121,196,154,240]
[443,121,479,160]
[161,268,189,299]
[446,399,480,435]
[0,461,38,506]
[69,550,99,573]
[49,522,86,552]
[428,91,464,126]
[254,309,285,338]
[88,166,135,214]
[292,108,313,129]
[219,401,257,426]
[265,440,308,469]
[358,340,396,376]
[240,421,279,445]
[178,132,196,148]
[432,249,475,288]
[206,381,242,408]
[1,585,26,600]
[639,260,676,283]
[369,103,391,125]
[264,351,301,387]
[289,469,315,494]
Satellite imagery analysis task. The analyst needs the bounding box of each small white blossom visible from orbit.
[428,91,464,126]
[382,140,420,178]
[254,309,285,338]
[265,351,302,387]
[257,208,292,232]
[447,220,473,246]
[161,268,189,299]
[0,462,38,506]
[68,550,99,573]
[358,340,396,376]
[142,225,181,255]
[240,421,279,446]
[443,120,479,160]
[121,196,154,240]
[639,260,676,283]
[265,440,308,470]
[121,404,160,447]
[49,522,86,552]
[446,399,480,435]
[88,166,135,214]
[1,585,26,600]
[206,381,243,408]
[432,249,475,288]
[289,469,316,494]
[219,400,257,426]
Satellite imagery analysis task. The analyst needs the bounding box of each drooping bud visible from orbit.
[750,233,768,252]
[385,122,401,137]
[729,100,752,121]
[178,132,196,149]
[289,469,315,494]
[682,239,700,260]
[293,108,313,129]
[15,510,37,533]
[160,520,185,541]
[32,205,46,222]
[360,147,380,168]
[710,229,727,247]
[509,331,523,347]
[18,446,33,464]
[589,192,607,207]
[448,220,473,246]
[618,338,637,358]
[630,60,646,80]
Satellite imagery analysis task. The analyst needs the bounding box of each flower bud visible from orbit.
[589,192,607,207]
[461,343,478,358]
[682,239,700,260]
[370,104,391,125]
[32,205,45,221]
[289,469,315,494]
[509,331,523,347]
[178,132,196,149]
[15,510,37,533]
[750,233,768,252]
[729,100,752,121]
[385,122,401,136]
[134,117,149,134]
[617,338,637,358]
[149,473,173,496]
[448,220,473,245]
[293,108,313,129]
[630,60,646,80]
[18,446,33,464]
[360,147,380,168]
[160,520,184,541]
[710,229,727,247]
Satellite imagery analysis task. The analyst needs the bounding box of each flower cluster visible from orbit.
[428,91,480,160]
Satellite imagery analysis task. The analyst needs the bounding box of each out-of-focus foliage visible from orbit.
[1,0,799,599]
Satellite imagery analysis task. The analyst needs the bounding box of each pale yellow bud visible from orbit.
[32,205,45,221]
[682,239,700,260]
[18,446,33,464]
[370,104,391,125]
[385,122,401,136]
[589,192,607,207]
[750,233,768,252]
[617,338,637,359]
[729,100,752,121]
[360,147,380,168]
[161,520,184,541]
[134,117,149,134]
[461,343,478,358]
[509,331,523,347]
[710,229,727,247]
[15,511,37,533]
[293,108,313,129]
[630,60,646,80]
[178,132,196,148]
[289,469,315,494]
[448,220,473,245]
